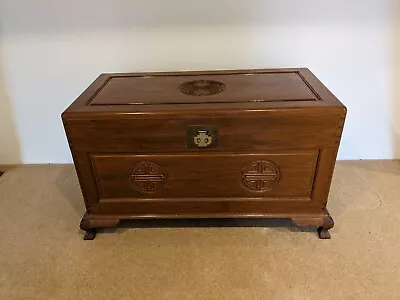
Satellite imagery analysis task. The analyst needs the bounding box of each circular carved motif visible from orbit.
[241,160,280,192]
[179,80,225,96]
[130,162,166,193]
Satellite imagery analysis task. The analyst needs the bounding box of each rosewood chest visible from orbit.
[62,68,346,240]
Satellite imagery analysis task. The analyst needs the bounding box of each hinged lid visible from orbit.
[63,68,345,115]
[90,71,317,106]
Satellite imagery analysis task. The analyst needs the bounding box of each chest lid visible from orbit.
[64,68,345,114]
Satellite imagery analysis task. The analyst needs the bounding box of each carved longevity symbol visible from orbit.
[241,160,280,192]
[179,80,225,96]
[130,162,166,193]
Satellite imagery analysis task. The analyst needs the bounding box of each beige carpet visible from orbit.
[0,161,399,300]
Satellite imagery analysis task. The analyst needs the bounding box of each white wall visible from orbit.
[0,0,397,163]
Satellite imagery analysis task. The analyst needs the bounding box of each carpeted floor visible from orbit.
[0,161,399,299]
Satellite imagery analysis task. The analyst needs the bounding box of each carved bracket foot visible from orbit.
[292,210,334,239]
[83,229,97,240]
[80,213,120,240]
[317,214,334,239]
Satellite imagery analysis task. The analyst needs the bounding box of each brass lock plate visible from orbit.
[186,125,218,149]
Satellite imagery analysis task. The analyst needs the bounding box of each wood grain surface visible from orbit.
[91,151,318,199]
[62,68,347,239]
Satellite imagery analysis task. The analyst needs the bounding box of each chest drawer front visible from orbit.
[91,150,318,201]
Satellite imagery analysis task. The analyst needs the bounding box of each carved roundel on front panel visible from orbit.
[130,162,166,193]
[179,80,225,96]
[241,160,280,192]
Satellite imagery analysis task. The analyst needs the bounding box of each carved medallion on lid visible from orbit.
[241,160,280,192]
[179,80,225,96]
[130,162,166,193]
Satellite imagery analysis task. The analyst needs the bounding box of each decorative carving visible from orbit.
[80,213,120,240]
[80,213,92,232]
[292,210,334,239]
[83,229,97,240]
[130,162,166,193]
[318,214,334,239]
[241,160,280,192]
[179,80,225,96]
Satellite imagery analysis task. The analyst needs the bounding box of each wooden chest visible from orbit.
[62,69,346,240]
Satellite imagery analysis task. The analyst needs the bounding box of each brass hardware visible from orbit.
[187,125,218,149]
[194,130,212,147]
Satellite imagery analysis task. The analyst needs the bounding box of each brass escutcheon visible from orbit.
[194,130,212,148]
[186,125,218,149]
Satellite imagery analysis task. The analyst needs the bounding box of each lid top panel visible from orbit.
[89,71,319,106]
